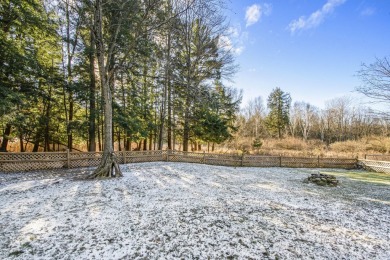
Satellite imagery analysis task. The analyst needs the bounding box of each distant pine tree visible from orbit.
[266,87,291,138]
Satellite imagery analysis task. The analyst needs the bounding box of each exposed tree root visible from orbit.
[87,152,123,179]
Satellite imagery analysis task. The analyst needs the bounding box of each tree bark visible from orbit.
[19,133,24,152]
[158,23,172,150]
[183,105,190,151]
[125,132,131,151]
[0,124,11,152]
[44,86,52,152]
[88,0,122,179]
[32,129,42,152]
[88,27,97,152]
[66,0,74,151]
[143,138,147,151]
[167,85,172,150]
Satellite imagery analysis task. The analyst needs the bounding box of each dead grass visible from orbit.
[5,135,390,159]
[219,136,390,158]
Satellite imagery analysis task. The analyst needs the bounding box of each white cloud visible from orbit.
[246,5,260,27]
[227,27,240,38]
[360,7,375,17]
[288,0,346,34]
[245,3,272,27]
[218,26,249,56]
[219,35,244,55]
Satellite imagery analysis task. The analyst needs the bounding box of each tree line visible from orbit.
[0,0,241,154]
[237,87,389,151]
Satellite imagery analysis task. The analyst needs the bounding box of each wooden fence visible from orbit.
[364,154,390,161]
[359,159,390,174]
[0,150,358,173]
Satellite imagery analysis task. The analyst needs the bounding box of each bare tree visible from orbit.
[357,56,390,105]
[356,56,390,127]
[243,96,266,138]
[295,102,317,141]
[289,103,299,138]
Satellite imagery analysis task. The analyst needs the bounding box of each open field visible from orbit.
[0,162,389,259]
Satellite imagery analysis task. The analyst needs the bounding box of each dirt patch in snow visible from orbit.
[0,162,389,259]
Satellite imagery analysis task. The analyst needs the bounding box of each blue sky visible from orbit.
[223,0,390,109]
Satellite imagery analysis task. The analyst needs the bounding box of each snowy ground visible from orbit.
[0,162,389,259]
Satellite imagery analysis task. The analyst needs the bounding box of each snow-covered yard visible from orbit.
[0,162,389,259]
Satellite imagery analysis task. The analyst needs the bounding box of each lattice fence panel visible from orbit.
[281,157,319,168]
[69,152,103,168]
[359,159,390,174]
[0,151,359,173]
[0,152,66,161]
[168,151,205,164]
[319,158,357,169]
[365,155,390,162]
[243,156,280,167]
[205,154,242,167]
[1,161,66,172]
[124,151,164,164]
[115,152,125,164]
[0,152,67,172]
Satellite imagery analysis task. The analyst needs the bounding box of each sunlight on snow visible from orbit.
[16,217,54,245]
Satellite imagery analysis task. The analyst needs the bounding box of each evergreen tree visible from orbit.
[0,0,60,151]
[265,87,291,138]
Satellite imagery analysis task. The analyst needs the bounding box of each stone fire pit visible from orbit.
[305,173,339,186]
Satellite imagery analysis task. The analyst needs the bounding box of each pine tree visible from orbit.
[265,87,291,138]
[0,0,61,151]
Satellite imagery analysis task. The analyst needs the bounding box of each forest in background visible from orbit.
[1,0,241,153]
[1,0,389,156]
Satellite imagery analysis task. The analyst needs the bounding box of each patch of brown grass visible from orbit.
[219,136,390,158]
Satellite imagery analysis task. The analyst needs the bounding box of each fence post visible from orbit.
[123,151,126,164]
[317,155,320,167]
[66,149,70,168]
[167,149,170,162]
[279,155,282,167]
[364,154,367,160]
[203,151,206,164]
[241,153,244,167]
[355,156,359,169]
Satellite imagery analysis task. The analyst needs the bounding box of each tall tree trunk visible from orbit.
[149,133,153,151]
[44,86,52,152]
[67,96,73,151]
[88,27,97,152]
[20,133,24,152]
[117,129,121,151]
[143,139,147,151]
[167,86,172,149]
[88,0,122,178]
[66,0,73,151]
[97,109,102,151]
[0,124,11,152]
[32,129,42,152]
[183,105,190,151]
[158,26,171,150]
[125,132,131,151]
